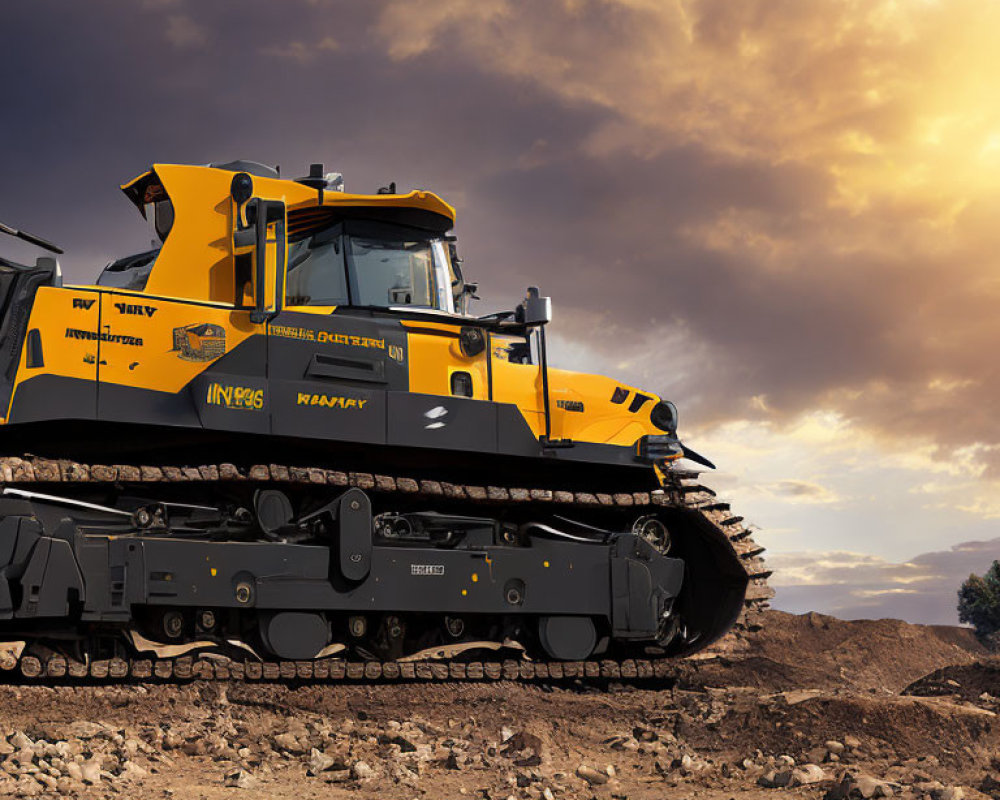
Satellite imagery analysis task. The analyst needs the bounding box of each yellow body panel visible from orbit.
[402,321,666,446]
[10,286,264,410]
[405,327,489,401]
[489,347,546,437]
[6,286,100,419]
[283,305,339,316]
[95,292,263,393]
[140,165,239,302]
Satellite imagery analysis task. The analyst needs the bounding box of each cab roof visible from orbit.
[121,161,456,234]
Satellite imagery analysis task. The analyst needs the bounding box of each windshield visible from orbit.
[349,237,437,308]
[285,221,457,313]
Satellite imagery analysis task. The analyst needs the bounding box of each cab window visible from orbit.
[285,233,350,306]
[282,219,458,313]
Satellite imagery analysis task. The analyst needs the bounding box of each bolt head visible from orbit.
[235,582,252,604]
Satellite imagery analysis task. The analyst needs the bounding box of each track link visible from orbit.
[0,455,773,683]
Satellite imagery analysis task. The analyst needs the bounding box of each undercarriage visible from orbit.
[0,455,772,682]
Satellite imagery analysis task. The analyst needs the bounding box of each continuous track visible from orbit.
[0,456,773,683]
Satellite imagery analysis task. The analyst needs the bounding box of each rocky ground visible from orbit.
[2,611,1000,799]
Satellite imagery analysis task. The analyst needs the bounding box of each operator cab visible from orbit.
[282,219,470,316]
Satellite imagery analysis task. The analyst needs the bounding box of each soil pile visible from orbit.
[690,610,987,693]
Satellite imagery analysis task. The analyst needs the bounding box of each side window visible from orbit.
[95,250,158,291]
[492,334,533,365]
[284,237,350,307]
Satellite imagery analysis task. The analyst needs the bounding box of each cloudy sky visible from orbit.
[2,0,998,624]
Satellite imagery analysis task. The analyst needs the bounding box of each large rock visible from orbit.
[224,769,255,789]
[79,760,101,785]
[759,769,793,788]
[306,748,338,776]
[120,761,148,782]
[825,774,895,799]
[576,765,609,786]
[272,732,305,754]
[64,722,108,741]
[791,765,828,786]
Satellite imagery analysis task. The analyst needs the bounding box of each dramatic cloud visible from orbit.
[373,0,1000,457]
[1,0,997,623]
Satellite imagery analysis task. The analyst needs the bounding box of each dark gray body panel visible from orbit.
[0,494,685,645]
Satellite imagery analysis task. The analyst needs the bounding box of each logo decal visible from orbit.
[206,382,264,411]
[172,323,226,362]
[424,406,449,430]
[387,343,405,363]
[65,328,142,346]
[72,298,95,311]
[296,393,369,410]
[556,399,585,413]
[114,302,157,317]
[410,564,445,576]
[270,325,386,350]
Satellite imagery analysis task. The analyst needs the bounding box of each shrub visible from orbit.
[958,560,1000,641]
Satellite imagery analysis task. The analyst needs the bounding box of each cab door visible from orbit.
[404,320,490,401]
[488,331,545,438]
[267,308,405,444]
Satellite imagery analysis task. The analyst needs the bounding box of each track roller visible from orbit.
[538,616,597,661]
[259,612,329,660]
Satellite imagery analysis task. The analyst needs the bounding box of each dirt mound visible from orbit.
[687,610,986,693]
[904,658,1000,702]
[0,611,993,799]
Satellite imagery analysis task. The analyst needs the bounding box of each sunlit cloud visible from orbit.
[374,0,1000,465]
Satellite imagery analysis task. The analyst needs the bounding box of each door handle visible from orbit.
[305,353,386,384]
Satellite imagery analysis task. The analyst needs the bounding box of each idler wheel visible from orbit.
[538,616,597,661]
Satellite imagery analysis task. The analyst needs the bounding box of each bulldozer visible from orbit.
[0,161,770,674]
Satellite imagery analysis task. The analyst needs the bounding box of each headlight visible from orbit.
[650,400,678,433]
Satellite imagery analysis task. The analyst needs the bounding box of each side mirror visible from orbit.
[516,286,552,326]
[232,193,286,324]
[232,172,257,250]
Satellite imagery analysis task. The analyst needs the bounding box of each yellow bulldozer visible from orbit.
[0,161,768,672]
